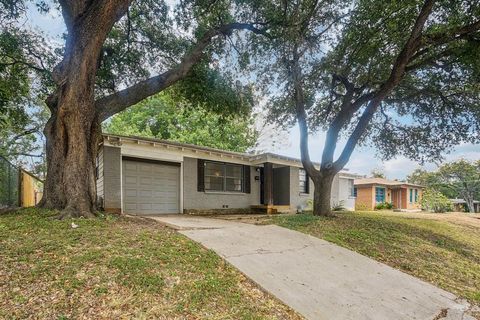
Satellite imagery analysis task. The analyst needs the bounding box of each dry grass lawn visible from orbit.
[0,208,302,320]
[268,210,480,307]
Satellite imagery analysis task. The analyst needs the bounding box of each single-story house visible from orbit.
[96,134,359,215]
[450,199,480,213]
[354,177,424,211]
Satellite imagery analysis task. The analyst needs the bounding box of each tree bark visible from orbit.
[312,172,335,216]
[40,108,101,219]
[38,0,130,218]
[463,194,475,213]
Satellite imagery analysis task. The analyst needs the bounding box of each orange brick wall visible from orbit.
[356,184,423,210]
[405,187,423,210]
[355,186,374,210]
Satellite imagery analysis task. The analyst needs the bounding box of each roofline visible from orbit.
[101,133,357,175]
[103,133,251,158]
[354,182,424,188]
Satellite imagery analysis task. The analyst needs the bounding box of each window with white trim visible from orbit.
[205,161,243,192]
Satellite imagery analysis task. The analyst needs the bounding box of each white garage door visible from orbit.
[122,159,180,215]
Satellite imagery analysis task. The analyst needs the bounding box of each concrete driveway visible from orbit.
[150,215,475,320]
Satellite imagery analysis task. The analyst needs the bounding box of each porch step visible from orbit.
[250,205,291,215]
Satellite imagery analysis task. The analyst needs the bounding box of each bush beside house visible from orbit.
[421,189,453,213]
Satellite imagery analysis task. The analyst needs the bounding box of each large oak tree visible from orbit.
[1,0,267,218]
[261,0,480,215]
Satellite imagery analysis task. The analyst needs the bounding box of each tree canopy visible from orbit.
[407,159,480,212]
[263,0,480,163]
[104,91,258,153]
[0,25,54,176]
[245,0,480,215]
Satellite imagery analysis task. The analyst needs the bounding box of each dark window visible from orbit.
[205,161,243,192]
[414,189,418,202]
[299,169,308,193]
[353,187,357,198]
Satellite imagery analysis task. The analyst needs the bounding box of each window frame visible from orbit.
[375,187,385,203]
[204,161,244,193]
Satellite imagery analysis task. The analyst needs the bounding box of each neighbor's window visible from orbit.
[414,189,418,203]
[375,187,385,203]
[205,161,243,192]
[353,186,357,198]
[299,169,308,193]
[409,188,413,203]
[348,180,355,197]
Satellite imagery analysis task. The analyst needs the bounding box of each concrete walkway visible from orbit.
[150,215,475,320]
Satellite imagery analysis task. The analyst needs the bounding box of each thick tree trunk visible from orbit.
[39,111,100,219]
[312,172,335,217]
[37,38,102,219]
[36,0,130,218]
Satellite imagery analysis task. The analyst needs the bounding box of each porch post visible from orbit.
[264,162,273,205]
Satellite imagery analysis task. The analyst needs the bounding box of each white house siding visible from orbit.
[183,157,260,210]
[337,177,355,210]
[289,166,314,211]
[96,146,104,207]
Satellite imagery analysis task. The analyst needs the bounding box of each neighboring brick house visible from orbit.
[354,178,424,211]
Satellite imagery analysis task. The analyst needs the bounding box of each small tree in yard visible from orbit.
[421,189,453,213]
[438,160,480,213]
[261,0,480,216]
[408,160,480,213]
[407,168,457,198]
[1,0,269,218]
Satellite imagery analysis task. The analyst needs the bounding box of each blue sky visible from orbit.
[26,4,479,180]
[274,125,480,179]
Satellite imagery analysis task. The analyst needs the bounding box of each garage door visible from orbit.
[122,159,180,214]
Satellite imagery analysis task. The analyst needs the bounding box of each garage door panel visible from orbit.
[122,159,180,215]
[125,163,138,171]
[125,176,138,184]
[124,203,138,211]
[137,188,152,196]
[124,189,138,197]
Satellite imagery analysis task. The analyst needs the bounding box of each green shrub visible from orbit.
[421,189,452,213]
[375,202,393,210]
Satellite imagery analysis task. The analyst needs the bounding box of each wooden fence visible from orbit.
[0,156,43,208]
[19,169,43,207]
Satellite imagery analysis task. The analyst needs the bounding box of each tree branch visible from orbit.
[10,125,42,142]
[291,47,319,178]
[96,22,269,121]
[333,0,435,170]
